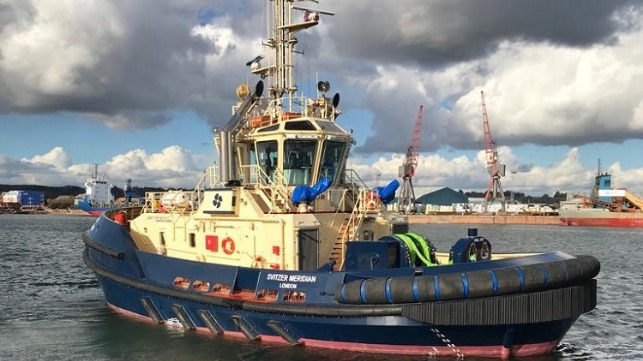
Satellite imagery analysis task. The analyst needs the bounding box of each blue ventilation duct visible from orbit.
[291,177,332,205]
[373,179,399,205]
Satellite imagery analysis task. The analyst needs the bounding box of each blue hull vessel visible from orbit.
[83,211,598,358]
[82,0,599,358]
[77,199,113,216]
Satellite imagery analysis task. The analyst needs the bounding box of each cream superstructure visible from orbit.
[126,0,407,272]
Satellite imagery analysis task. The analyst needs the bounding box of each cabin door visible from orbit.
[298,229,319,271]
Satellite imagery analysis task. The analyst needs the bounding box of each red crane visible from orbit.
[397,105,423,214]
[481,91,506,213]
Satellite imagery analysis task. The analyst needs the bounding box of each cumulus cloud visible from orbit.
[354,14,643,154]
[5,146,202,188]
[22,147,71,170]
[0,0,262,125]
[346,146,607,197]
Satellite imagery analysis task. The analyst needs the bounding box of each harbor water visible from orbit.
[1,214,641,360]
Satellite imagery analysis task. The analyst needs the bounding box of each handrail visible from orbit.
[142,165,220,215]
[194,165,220,206]
[267,167,292,214]
[343,168,369,189]
[332,169,384,270]
[238,164,291,213]
[336,187,375,270]
[250,96,337,123]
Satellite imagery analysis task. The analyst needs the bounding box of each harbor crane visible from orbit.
[397,105,423,214]
[481,91,506,213]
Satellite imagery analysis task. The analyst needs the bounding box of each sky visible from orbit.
[1,0,643,198]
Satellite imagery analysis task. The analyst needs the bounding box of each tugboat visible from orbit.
[82,1,599,358]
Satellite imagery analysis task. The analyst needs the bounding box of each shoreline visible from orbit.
[45,209,95,217]
[408,214,562,226]
[5,209,564,224]
[0,208,95,217]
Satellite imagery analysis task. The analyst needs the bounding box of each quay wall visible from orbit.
[408,214,562,225]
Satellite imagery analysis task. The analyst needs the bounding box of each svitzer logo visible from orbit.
[212,193,223,208]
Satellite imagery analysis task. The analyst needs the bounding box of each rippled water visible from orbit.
[0,215,641,360]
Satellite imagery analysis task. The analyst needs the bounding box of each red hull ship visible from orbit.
[559,167,643,227]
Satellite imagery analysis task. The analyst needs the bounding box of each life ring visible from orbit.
[222,237,236,255]
[365,191,380,210]
[156,200,167,213]
[113,211,127,225]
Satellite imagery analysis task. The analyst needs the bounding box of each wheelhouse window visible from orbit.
[319,141,346,184]
[256,140,278,183]
[284,120,316,131]
[283,140,317,185]
[317,121,344,133]
[246,143,261,184]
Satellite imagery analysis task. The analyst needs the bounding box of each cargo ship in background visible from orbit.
[559,166,643,227]
[76,169,143,216]
[76,165,115,216]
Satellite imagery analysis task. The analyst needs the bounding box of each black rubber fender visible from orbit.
[436,273,465,301]
[520,263,547,292]
[565,255,600,280]
[465,270,495,298]
[414,275,437,302]
[335,255,600,304]
[362,278,389,304]
[541,261,567,288]
[340,279,364,304]
[387,276,416,304]
[492,267,523,296]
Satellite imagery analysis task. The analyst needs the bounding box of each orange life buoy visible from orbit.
[156,199,167,213]
[114,211,127,225]
[222,237,236,255]
[365,191,380,210]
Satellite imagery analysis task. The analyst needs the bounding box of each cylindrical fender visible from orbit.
[335,255,600,305]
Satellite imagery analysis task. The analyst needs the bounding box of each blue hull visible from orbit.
[83,215,598,358]
[77,200,114,216]
[91,270,578,357]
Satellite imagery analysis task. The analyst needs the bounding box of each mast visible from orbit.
[216,1,334,185]
[275,0,296,101]
[253,1,331,104]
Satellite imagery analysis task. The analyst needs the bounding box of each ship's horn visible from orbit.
[317,80,330,93]
[332,92,340,108]
[254,81,264,98]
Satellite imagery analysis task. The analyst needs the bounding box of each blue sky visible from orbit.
[2,0,643,197]
[0,113,215,165]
